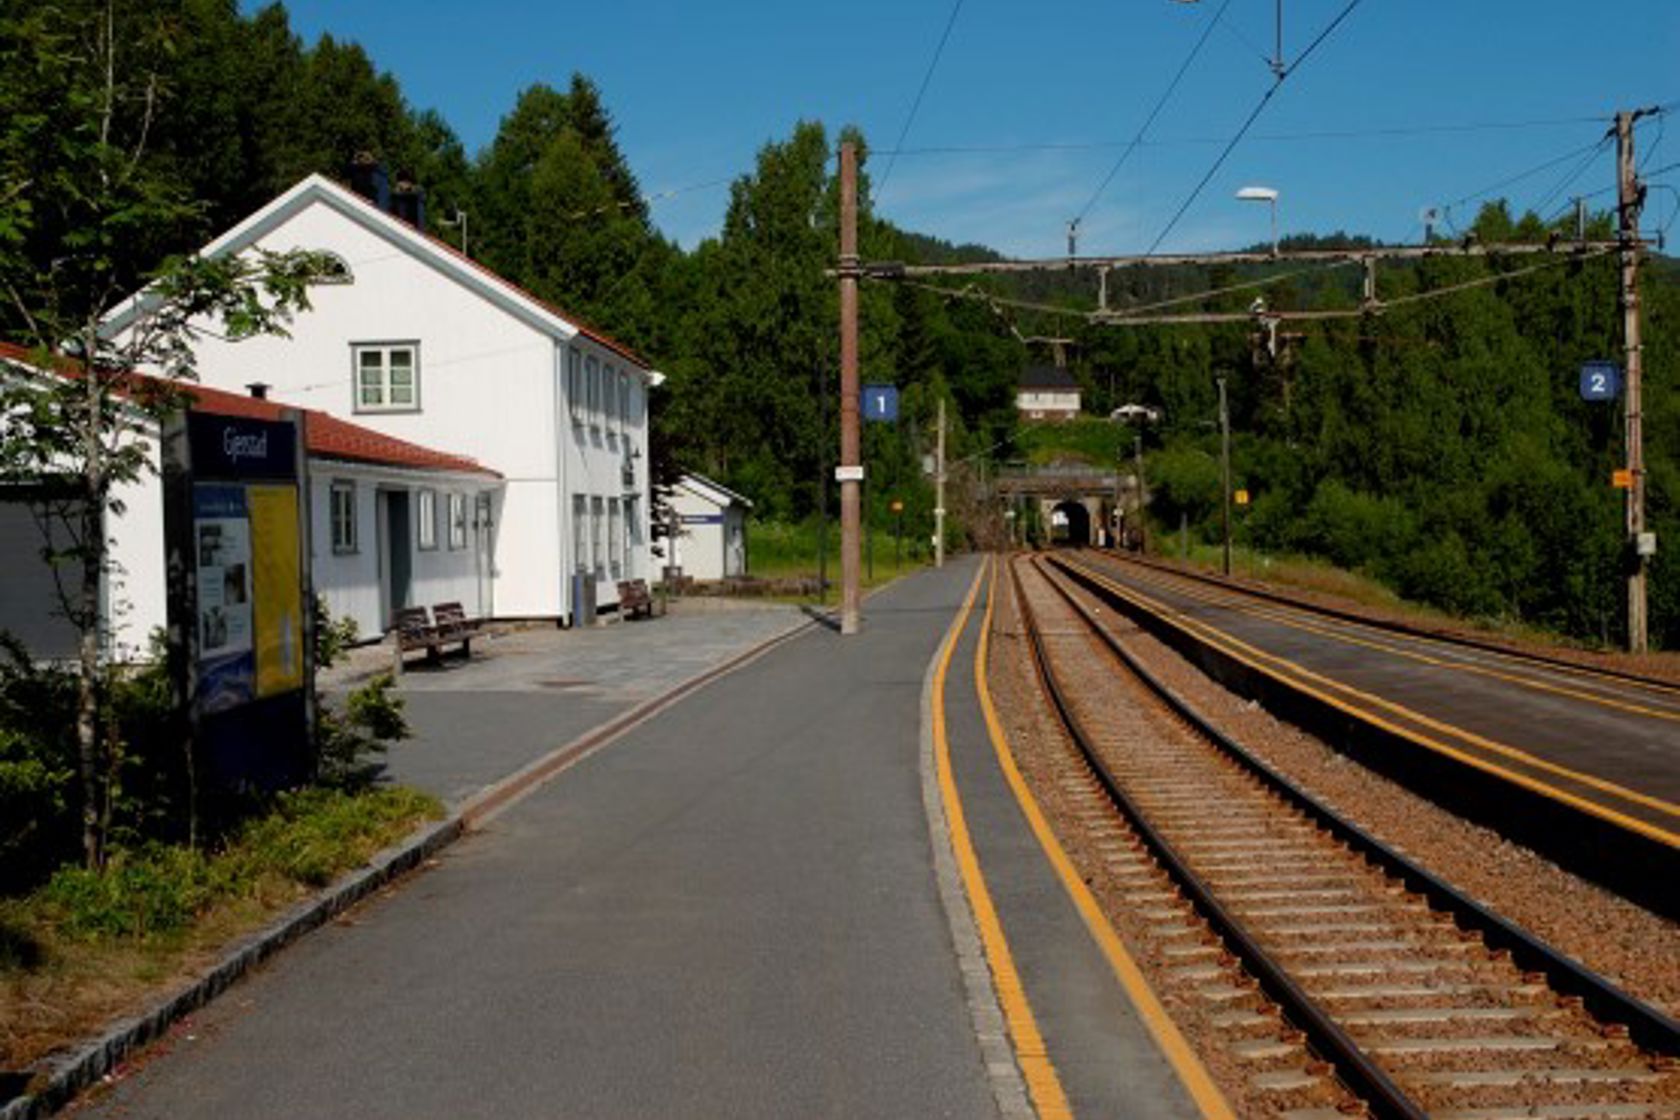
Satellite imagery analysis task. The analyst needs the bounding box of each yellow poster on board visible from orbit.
[249,484,304,697]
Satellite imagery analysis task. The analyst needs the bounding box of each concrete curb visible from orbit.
[1,817,463,1120]
[2,606,821,1120]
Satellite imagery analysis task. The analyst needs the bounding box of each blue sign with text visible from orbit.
[1579,362,1621,402]
[862,384,899,422]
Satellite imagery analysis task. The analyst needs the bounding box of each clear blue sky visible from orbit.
[258,1,1679,258]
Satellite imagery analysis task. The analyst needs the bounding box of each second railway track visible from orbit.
[1002,553,1680,1119]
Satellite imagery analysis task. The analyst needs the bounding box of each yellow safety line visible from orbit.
[1061,557,1680,848]
[935,557,1073,1120]
[976,557,1237,1120]
[1113,561,1680,724]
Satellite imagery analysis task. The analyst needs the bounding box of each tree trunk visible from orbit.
[77,335,107,871]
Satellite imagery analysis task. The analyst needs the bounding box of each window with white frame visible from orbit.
[604,365,619,435]
[585,354,600,425]
[572,495,588,573]
[330,481,357,554]
[608,498,622,578]
[448,492,467,550]
[417,489,437,550]
[591,497,605,578]
[618,374,632,432]
[567,348,584,424]
[353,343,419,412]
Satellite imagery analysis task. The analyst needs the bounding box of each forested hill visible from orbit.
[1,2,1674,647]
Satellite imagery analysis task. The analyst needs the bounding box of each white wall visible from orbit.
[164,198,656,623]
[309,463,497,639]
[175,204,562,617]
[669,485,747,582]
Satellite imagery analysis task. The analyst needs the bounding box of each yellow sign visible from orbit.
[1234,489,1250,506]
[1612,469,1633,490]
[249,485,304,697]
[890,500,904,513]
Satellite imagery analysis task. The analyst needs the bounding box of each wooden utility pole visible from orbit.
[1617,110,1651,653]
[838,142,862,633]
[935,397,946,568]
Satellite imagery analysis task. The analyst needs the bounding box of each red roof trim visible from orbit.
[0,342,501,479]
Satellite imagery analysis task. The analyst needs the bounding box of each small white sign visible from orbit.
[1636,532,1658,557]
[835,465,865,482]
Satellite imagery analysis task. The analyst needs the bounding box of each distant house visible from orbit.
[669,473,751,581]
[105,171,658,629]
[1016,365,1082,421]
[0,343,500,657]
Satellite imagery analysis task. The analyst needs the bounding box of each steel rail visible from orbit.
[1100,550,1680,696]
[1009,556,1428,1120]
[1028,553,1680,1058]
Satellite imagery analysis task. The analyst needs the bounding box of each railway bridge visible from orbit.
[995,461,1135,546]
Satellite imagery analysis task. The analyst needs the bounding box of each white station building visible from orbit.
[0,341,501,658]
[106,172,658,632]
[668,473,752,582]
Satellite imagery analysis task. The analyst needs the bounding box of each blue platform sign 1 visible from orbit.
[862,384,899,423]
[1579,361,1621,402]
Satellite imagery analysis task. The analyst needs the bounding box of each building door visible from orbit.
[379,489,412,625]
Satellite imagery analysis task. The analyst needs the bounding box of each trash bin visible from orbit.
[571,571,597,627]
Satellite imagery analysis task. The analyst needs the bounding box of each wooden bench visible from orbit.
[392,602,478,671]
[616,579,660,620]
[432,601,480,652]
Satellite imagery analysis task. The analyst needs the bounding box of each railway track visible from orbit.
[1038,552,1679,921]
[1004,553,1680,1119]
[1094,550,1680,696]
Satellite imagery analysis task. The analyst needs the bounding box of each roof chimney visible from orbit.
[246,382,270,400]
[390,174,426,230]
[347,152,390,211]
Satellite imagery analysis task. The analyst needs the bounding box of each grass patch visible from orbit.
[746,519,928,598]
[1013,417,1129,466]
[0,785,441,1072]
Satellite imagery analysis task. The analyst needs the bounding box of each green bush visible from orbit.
[41,845,217,941]
[316,673,409,791]
[27,787,439,946]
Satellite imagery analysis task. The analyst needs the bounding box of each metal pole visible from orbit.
[865,468,873,582]
[1221,379,1233,577]
[1617,110,1649,653]
[895,506,902,571]
[1135,434,1146,554]
[818,363,829,603]
[934,398,946,568]
[839,142,862,632]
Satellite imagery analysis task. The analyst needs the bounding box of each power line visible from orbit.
[1144,0,1366,255]
[876,0,966,201]
[1529,136,1612,220]
[875,113,1616,158]
[1072,0,1235,224]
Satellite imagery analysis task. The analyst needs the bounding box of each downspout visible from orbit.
[556,340,571,626]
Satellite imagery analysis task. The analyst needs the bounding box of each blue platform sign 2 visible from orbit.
[862,384,899,423]
[1579,361,1621,402]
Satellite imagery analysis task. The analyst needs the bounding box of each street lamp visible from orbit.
[1236,186,1279,256]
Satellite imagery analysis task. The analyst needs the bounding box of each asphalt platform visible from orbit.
[72,566,1194,1118]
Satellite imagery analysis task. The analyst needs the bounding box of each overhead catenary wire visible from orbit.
[1528,135,1613,221]
[1144,0,1366,255]
[875,0,966,201]
[880,243,1615,328]
[1072,0,1235,225]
